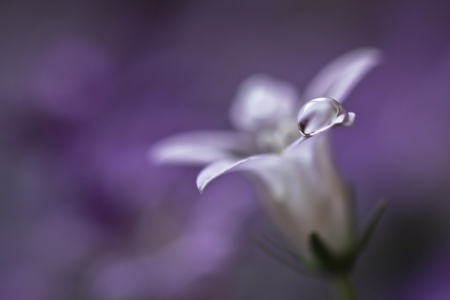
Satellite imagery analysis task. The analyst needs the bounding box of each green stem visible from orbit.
[334,273,356,300]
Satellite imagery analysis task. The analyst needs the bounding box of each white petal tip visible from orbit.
[344,112,356,127]
[303,47,382,103]
[196,181,206,194]
[352,47,383,65]
[196,177,208,195]
[196,169,217,194]
[147,147,162,164]
[361,46,382,56]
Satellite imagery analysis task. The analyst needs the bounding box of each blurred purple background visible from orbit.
[1,0,450,299]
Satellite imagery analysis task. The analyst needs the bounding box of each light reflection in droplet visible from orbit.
[297,97,341,136]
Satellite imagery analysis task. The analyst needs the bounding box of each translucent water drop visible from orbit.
[297,97,341,136]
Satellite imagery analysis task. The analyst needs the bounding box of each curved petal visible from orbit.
[303,48,382,103]
[338,112,355,127]
[229,74,299,132]
[196,140,354,257]
[196,154,286,199]
[266,137,354,257]
[149,131,253,166]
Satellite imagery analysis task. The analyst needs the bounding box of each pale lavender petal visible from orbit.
[303,48,382,103]
[283,135,309,153]
[271,138,353,256]
[342,112,356,126]
[195,138,354,257]
[229,74,298,132]
[149,131,253,166]
[196,154,286,199]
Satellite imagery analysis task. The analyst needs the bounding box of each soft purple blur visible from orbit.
[1,1,450,299]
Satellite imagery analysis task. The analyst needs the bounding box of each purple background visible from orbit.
[1,0,450,299]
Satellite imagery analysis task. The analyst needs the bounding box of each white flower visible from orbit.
[150,48,381,258]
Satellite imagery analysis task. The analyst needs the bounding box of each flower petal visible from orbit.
[272,137,354,257]
[150,131,253,166]
[196,154,286,199]
[229,74,298,132]
[303,48,382,103]
[340,112,355,127]
[196,139,354,257]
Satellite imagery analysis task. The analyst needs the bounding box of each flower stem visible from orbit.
[334,273,356,300]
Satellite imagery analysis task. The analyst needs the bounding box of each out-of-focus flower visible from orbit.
[30,38,118,120]
[150,48,381,259]
[87,176,255,300]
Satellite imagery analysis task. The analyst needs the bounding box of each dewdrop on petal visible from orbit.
[285,97,355,151]
[297,97,355,137]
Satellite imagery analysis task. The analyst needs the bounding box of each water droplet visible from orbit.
[297,98,340,136]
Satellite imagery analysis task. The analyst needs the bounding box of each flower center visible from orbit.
[255,119,300,153]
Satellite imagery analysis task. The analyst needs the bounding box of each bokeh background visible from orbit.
[1,0,450,299]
